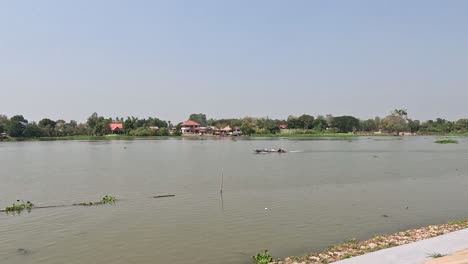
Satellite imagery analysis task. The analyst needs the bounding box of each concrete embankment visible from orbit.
[271,220,468,264]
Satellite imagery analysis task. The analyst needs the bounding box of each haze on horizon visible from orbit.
[1,0,467,123]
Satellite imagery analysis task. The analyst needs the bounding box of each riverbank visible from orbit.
[1,133,467,142]
[270,220,468,264]
[0,135,180,142]
[0,133,384,141]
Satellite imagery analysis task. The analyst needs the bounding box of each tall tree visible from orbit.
[6,115,28,137]
[0,114,7,133]
[331,116,360,133]
[312,116,328,131]
[455,119,468,132]
[298,114,314,129]
[188,113,207,126]
[381,109,409,135]
[38,118,57,128]
[23,123,43,137]
[360,119,378,132]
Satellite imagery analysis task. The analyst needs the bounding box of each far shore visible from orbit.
[1,133,467,142]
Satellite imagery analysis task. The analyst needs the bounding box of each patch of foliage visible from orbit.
[427,252,446,258]
[252,250,273,264]
[434,139,458,144]
[5,200,34,213]
[74,195,116,206]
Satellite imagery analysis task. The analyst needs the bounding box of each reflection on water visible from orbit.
[1,137,467,264]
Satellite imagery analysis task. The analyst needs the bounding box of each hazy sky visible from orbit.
[1,0,467,123]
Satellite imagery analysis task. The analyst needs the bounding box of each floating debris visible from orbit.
[381,214,389,218]
[153,194,175,198]
[17,248,29,255]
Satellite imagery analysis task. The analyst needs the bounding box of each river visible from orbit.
[1,136,468,264]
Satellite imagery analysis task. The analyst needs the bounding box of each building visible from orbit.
[232,126,242,136]
[110,123,123,134]
[181,120,200,134]
[279,124,288,129]
[218,125,242,136]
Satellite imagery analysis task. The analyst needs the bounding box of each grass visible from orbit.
[434,139,459,144]
[427,252,446,258]
[4,200,34,213]
[252,250,273,264]
[74,195,117,206]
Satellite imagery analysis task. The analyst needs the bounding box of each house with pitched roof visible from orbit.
[180,120,200,134]
[110,123,123,134]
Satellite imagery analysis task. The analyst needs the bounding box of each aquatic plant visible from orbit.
[252,250,273,264]
[101,195,116,204]
[427,252,446,258]
[434,139,458,144]
[74,195,116,206]
[4,200,34,213]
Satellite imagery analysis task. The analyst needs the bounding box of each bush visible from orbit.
[128,127,159,136]
[435,139,458,144]
[252,250,273,264]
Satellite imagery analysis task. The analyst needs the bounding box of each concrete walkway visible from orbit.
[334,228,468,264]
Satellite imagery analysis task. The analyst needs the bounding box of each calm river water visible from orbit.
[1,137,468,264]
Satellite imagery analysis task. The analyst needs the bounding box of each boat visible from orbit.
[254,148,286,153]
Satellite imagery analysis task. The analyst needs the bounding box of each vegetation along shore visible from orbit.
[1,109,468,140]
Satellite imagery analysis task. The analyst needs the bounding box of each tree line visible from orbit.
[1,110,468,138]
[179,111,468,135]
[0,113,171,137]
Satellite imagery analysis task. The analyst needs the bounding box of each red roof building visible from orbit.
[181,120,200,134]
[279,124,288,129]
[181,120,200,127]
[110,123,123,133]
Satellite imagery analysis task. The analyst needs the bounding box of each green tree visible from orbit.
[286,116,301,129]
[38,118,57,128]
[188,113,207,126]
[455,119,468,132]
[381,109,408,135]
[331,116,360,133]
[23,123,43,137]
[86,113,111,136]
[298,114,314,129]
[408,119,421,133]
[256,118,280,134]
[312,116,328,131]
[360,119,378,132]
[240,117,256,135]
[0,114,7,133]
[6,115,28,137]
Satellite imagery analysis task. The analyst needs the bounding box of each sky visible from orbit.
[1,0,467,123]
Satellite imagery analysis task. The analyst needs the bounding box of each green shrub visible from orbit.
[252,250,273,264]
[435,139,458,144]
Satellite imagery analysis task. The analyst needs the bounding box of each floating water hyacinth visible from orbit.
[4,200,34,213]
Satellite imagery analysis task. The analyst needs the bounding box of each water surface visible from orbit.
[1,137,468,264]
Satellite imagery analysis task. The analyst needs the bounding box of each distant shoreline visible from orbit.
[1,133,467,142]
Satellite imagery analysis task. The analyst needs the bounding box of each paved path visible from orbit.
[334,228,468,264]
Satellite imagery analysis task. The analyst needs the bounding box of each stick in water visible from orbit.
[220,170,224,193]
